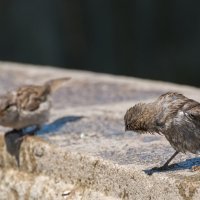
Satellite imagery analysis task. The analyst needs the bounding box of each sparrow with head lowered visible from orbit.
[0,77,70,133]
[124,92,200,171]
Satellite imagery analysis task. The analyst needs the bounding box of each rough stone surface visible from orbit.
[0,61,200,199]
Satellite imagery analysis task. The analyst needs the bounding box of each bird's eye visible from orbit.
[189,113,195,119]
[3,105,10,111]
[126,124,131,130]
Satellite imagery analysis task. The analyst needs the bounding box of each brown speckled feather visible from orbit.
[124,92,200,170]
[16,85,50,111]
[0,77,70,130]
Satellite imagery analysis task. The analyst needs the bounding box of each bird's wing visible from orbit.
[155,92,194,131]
[173,103,200,153]
[16,85,50,111]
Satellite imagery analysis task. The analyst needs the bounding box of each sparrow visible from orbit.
[0,77,70,133]
[124,92,200,170]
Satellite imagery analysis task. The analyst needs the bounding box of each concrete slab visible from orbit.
[0,61,200,199]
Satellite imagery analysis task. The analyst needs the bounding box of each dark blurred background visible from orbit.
[0,1,200,86]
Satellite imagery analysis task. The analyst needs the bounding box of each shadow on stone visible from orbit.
[144,157,200,175]
[4,129,24,167]
[37,115,84,135]
[4,116,83,167]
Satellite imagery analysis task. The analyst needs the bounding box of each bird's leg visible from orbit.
[152,151,179,171]
[14,125,41,143]
[22,125,41,136]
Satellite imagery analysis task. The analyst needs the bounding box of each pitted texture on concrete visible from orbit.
[0,61,200,199]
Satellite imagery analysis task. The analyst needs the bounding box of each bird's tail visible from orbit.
[45,77,71,93]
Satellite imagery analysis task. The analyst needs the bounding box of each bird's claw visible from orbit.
[151,165,168,171]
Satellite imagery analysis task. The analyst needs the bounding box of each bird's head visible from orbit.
[0,95,18,126]
[0,97,11,116]
[124,103,147,132]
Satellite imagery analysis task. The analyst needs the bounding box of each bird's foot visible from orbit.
[153,163,179,171]
[145,165,169,175]
[146,163,178,175]
[151,165,169,171]
[14,126,39,144]
[22,125,40,136]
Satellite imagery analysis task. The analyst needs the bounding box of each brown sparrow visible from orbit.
[124,92,200,170]
[0,77,70,132]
